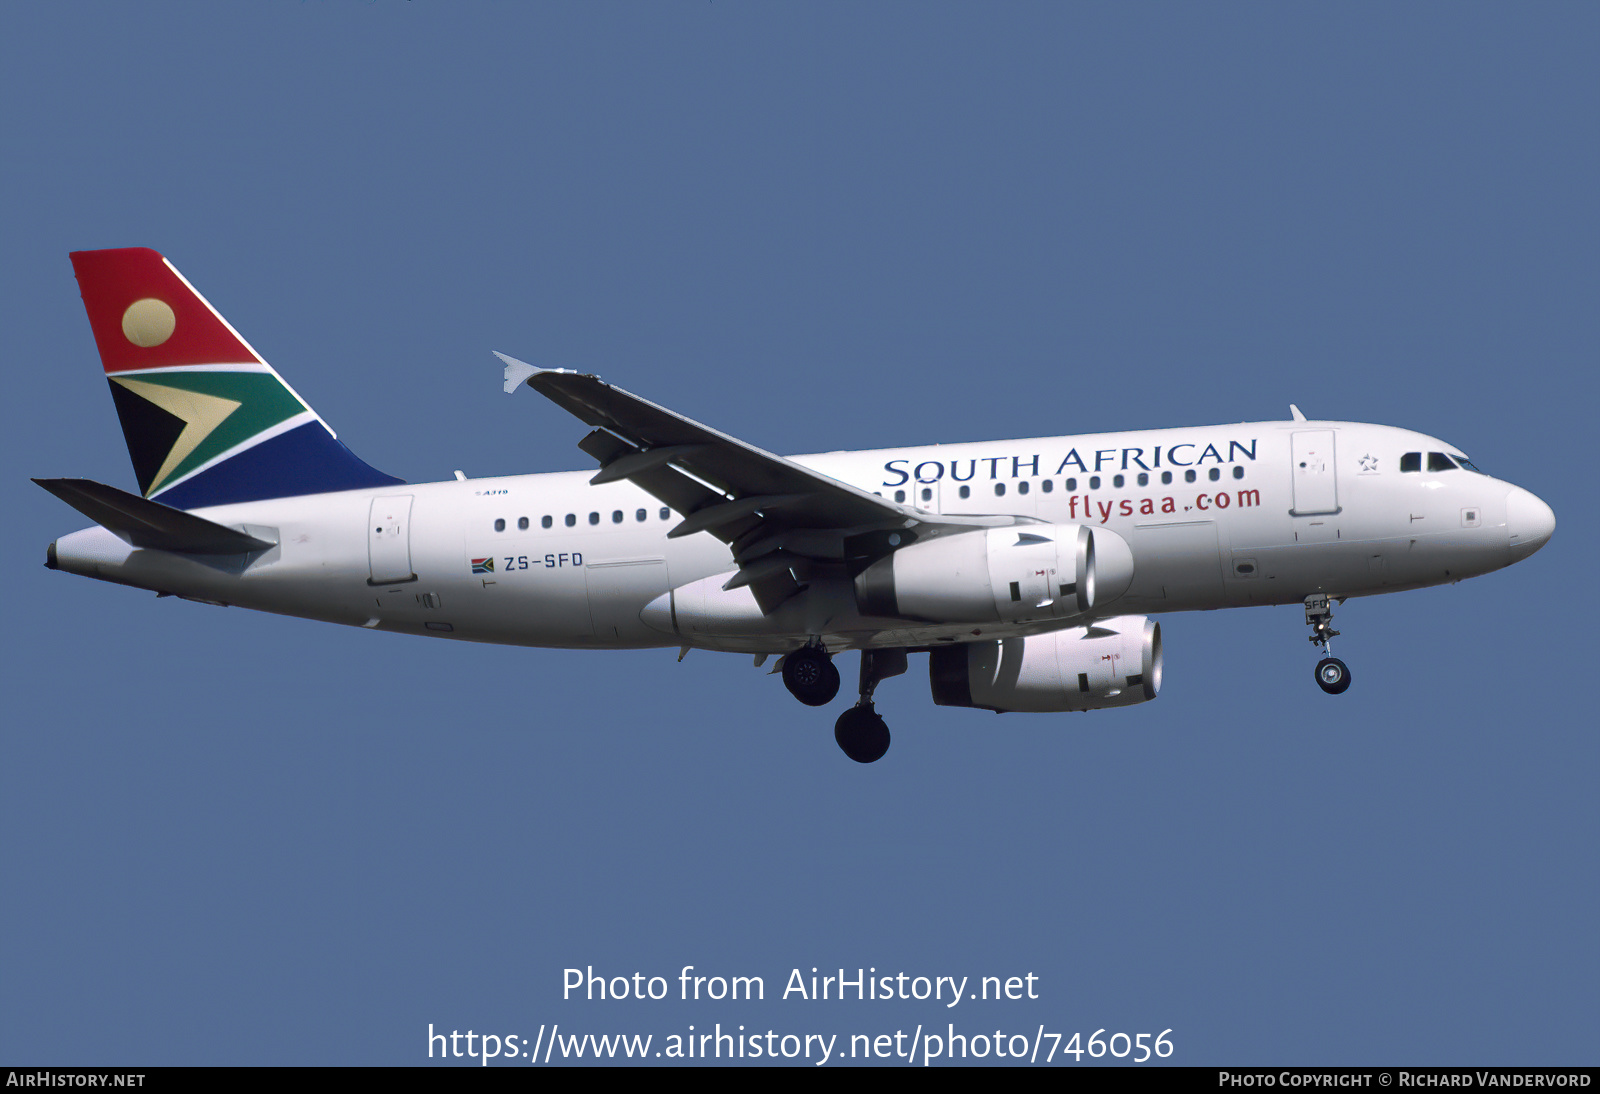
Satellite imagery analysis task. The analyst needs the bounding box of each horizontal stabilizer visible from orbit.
[34,478,275,554]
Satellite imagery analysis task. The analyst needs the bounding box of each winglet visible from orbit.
[495,351,543,394]
[1290,404,1307,421]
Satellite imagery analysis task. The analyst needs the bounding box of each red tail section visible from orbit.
[70,248,261,373]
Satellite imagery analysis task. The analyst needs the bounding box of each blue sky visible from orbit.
[2,2,1595,1066]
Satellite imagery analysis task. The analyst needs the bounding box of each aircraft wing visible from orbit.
[499,353,1006,608]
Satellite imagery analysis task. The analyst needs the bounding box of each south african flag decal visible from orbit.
[471,557,494,574]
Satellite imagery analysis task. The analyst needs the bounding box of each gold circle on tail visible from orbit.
[121,298,176,347]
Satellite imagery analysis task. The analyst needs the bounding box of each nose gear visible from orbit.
[1304,595,1351,694]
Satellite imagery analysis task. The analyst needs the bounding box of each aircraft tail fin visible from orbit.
[68,248,402,509]
[34,478,275,554]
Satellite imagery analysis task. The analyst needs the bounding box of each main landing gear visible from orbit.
[834,705,890,764]
[834,649,907,764]
[781,645,840,706]
[779,645,908,762]
[1304,594,1352,695]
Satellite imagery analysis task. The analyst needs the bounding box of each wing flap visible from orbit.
[590,443,712,486]
[667,494,811,539]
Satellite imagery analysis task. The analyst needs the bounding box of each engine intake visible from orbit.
[929,615,1162,713]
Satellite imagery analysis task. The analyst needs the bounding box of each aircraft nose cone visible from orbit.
[1506,486,1555,562]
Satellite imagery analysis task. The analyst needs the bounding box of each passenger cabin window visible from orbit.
[1161,471,1172,485]
[636,509,647,522]
[920,488,932,502]
[959,485,971,499]
[1400,452,1422,472]
[1018,481,1029,495]
[1233,466,1244,479]
[994,483,1006,496]
[1089,476,1100,490]
[1428,452,1457,472]
[1041,479,1053,493]
[1184,470,1196,483]
[1112,474,1124,488]
[1137,473,1148,486]
[565,514,576,527]
[518,517,529,530]
[589,512,600,525]
[612,510,623,523]
[1209,468,1220,481]
[1065,478,1078,491]
[494,518,505,532]
[894,490,905,503]
[542,515,553,529]
[660,507,670,520]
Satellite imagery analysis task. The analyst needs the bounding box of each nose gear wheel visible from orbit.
[1315,656,1351,694]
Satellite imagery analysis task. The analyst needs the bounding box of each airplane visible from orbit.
[38,248,1557,762]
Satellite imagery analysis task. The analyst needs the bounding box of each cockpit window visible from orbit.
[1453,455,1484,474]
[1400,452,1421,472]
[1428,452,1457,472]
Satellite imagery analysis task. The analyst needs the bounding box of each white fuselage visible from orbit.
[49,419,1547,654]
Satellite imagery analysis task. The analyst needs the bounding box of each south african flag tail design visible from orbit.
[69,248,403,510]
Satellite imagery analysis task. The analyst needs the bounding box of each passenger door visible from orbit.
[1290,431,1340,516]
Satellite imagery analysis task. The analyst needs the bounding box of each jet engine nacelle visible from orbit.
[854,523,1133,624]
[928,615,1162,713]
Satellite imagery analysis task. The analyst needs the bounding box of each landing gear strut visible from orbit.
[834,649,906,763]
[1304,594,1351,694]
[781,645,840,706]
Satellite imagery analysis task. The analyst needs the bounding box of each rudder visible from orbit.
[69,248,402,509]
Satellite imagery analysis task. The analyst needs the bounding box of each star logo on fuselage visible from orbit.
[1359,453,1379,473]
